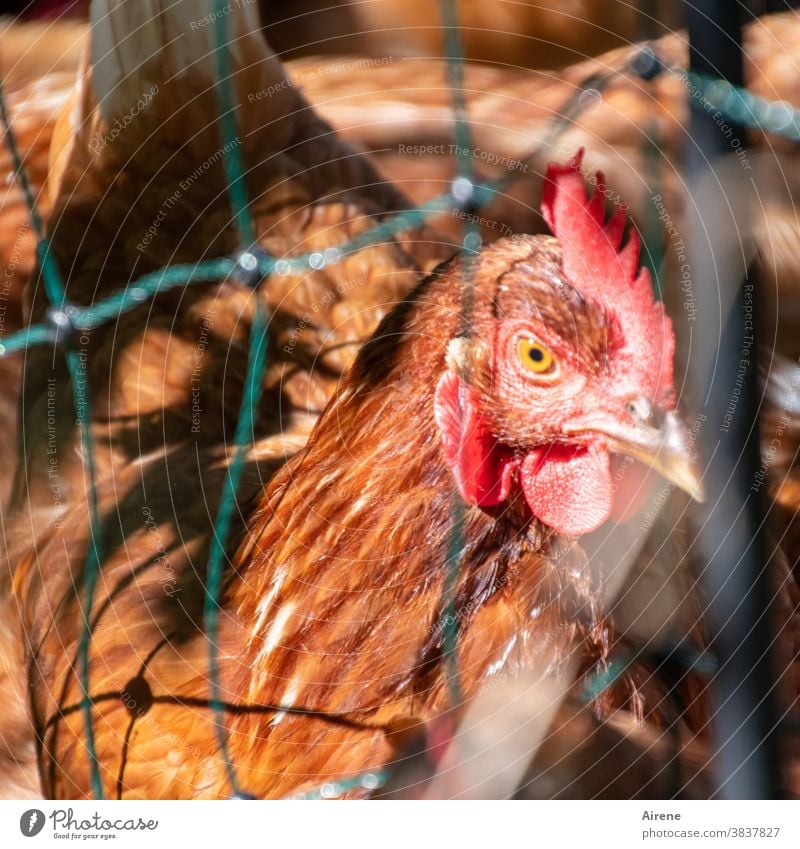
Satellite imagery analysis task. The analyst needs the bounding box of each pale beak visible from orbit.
[610,409,705,503]
[567,403,705,503]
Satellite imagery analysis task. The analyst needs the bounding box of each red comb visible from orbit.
[541,150,675,403]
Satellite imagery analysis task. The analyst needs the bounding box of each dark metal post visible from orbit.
[684,0,784,799]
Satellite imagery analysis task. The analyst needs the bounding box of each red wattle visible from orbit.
[434,372,517,507]
[520,445,614,536]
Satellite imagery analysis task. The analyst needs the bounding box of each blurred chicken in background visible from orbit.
[3,0,677,68]
[258,0,679,68]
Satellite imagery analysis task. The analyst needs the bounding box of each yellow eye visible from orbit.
[517,337,556,375]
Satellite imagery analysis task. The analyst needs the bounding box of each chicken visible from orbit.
[219,156,707,799]
[0,0,707,800]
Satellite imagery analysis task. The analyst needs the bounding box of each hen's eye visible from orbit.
[517,337,556,375]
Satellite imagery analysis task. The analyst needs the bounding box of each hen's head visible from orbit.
[434,151,702,537]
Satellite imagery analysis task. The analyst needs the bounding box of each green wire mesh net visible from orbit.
[1,0,791,801]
